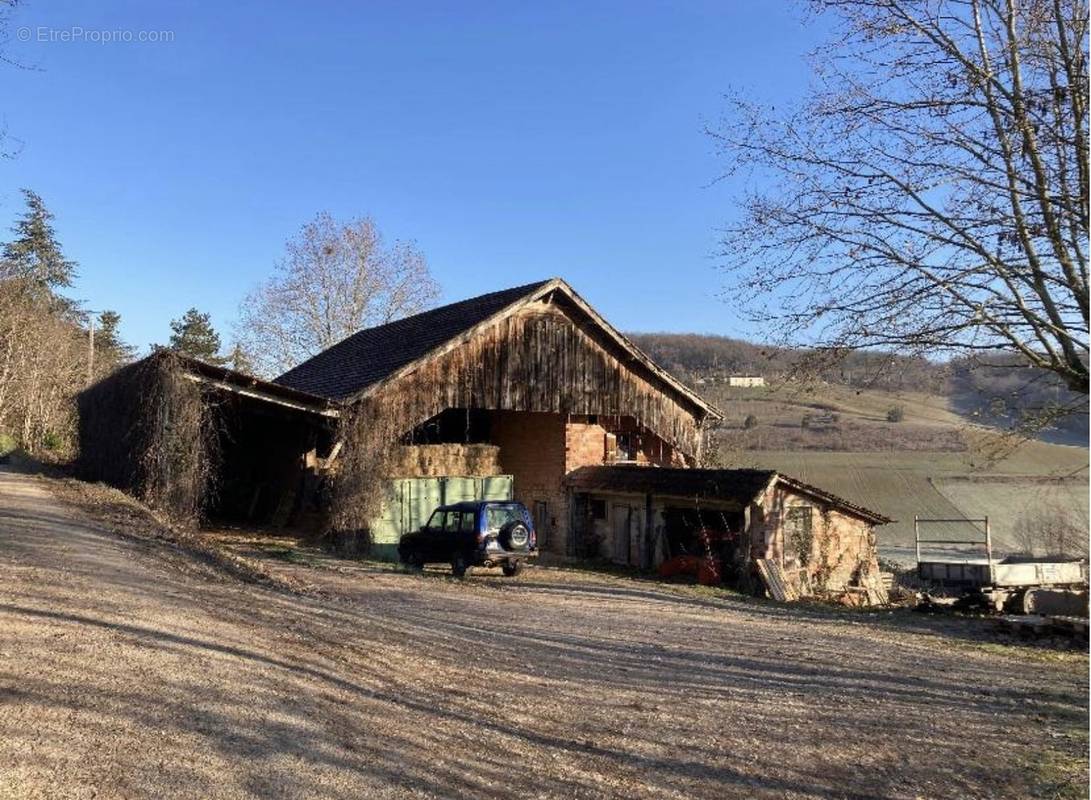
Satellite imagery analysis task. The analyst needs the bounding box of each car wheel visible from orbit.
[402,551,424,572]
[451,554,470,578]
[502,561,524,578]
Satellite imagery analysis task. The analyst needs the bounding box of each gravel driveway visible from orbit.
[0,467,1086,799]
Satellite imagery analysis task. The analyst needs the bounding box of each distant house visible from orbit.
[77,278,888,599]
[728,375,765,388]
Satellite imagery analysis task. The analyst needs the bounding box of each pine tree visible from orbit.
[168,308,224,363]
[1,189,78,290]
[96,310,136,366]
[225,341,255,375]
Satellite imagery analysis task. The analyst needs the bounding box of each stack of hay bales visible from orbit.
[386,444,502,477]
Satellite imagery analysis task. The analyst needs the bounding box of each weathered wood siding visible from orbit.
[371,298,706,457]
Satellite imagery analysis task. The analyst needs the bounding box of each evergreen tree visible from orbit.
[1,189,78,290]
[168,308,224,363]
[225,341,255,375]
[96,310,136,366]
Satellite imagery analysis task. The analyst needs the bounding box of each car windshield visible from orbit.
[484,505,524,532]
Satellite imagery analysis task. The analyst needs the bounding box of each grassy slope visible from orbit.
[705,383,1089,561]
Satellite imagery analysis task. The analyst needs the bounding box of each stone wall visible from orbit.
[750,481,879,594]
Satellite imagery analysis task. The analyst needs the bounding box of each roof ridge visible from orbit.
[345,279,554,340]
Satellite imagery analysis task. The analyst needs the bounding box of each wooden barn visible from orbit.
[273,278,722,555]
[77,277,890,598]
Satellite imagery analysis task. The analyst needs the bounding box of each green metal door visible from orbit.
[479,476,514,501]
[443,476,478,505]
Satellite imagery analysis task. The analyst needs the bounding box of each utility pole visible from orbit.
[87,311,97,385]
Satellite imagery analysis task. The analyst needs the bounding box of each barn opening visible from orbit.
[207,389,338,530]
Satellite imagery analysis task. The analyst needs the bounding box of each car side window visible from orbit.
[426,511,446,530]
[461,512,477,532]
[444,511,462,532]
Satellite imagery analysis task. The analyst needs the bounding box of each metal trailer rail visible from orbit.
[914,515,994,584]
[914,516,1088,611]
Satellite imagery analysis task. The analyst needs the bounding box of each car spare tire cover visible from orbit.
[499,521,530,550]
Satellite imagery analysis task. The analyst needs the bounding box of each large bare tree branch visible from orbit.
[712,0,1089,394]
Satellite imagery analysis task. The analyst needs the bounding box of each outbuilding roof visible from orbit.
[566,464,892,524]
[150,350,341,418]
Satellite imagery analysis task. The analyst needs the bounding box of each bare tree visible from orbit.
[0,1,31,159]
[1012,506,1088,557]
[711,0,1088,395]
[237,212,440,378]
[0,278,85,452]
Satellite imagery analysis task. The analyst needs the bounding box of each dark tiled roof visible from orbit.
[566,465,891,524]
[274,280,552,400]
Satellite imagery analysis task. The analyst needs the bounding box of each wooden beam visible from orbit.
[183,373,340,418]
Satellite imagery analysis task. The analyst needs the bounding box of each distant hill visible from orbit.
[629,332,1087,445]
[947,353,1089,446]
[628,332,948,393]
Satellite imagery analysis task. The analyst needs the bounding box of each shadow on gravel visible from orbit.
[4,601,900,800]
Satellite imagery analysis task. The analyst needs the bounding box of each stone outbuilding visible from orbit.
[566,465,891,597]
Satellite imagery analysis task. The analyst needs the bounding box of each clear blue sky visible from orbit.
[2,1,822,353]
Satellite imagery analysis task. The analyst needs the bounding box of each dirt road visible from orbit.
[0,468,1086,799]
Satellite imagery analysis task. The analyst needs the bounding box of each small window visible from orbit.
[460,512,477,533]
[426,511,446,530]
[591,499,607,520]
[784,506,814,565]
[616,433,639,462]
[445,512,463,532]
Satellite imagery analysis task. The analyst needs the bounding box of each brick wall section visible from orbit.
[566,417,682,469]
[491,411,570,554]
[492,412,688,556]
[565,422,608,471]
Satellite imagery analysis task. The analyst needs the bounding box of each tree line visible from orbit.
[0,190,440,454]
[0,190,133,452]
